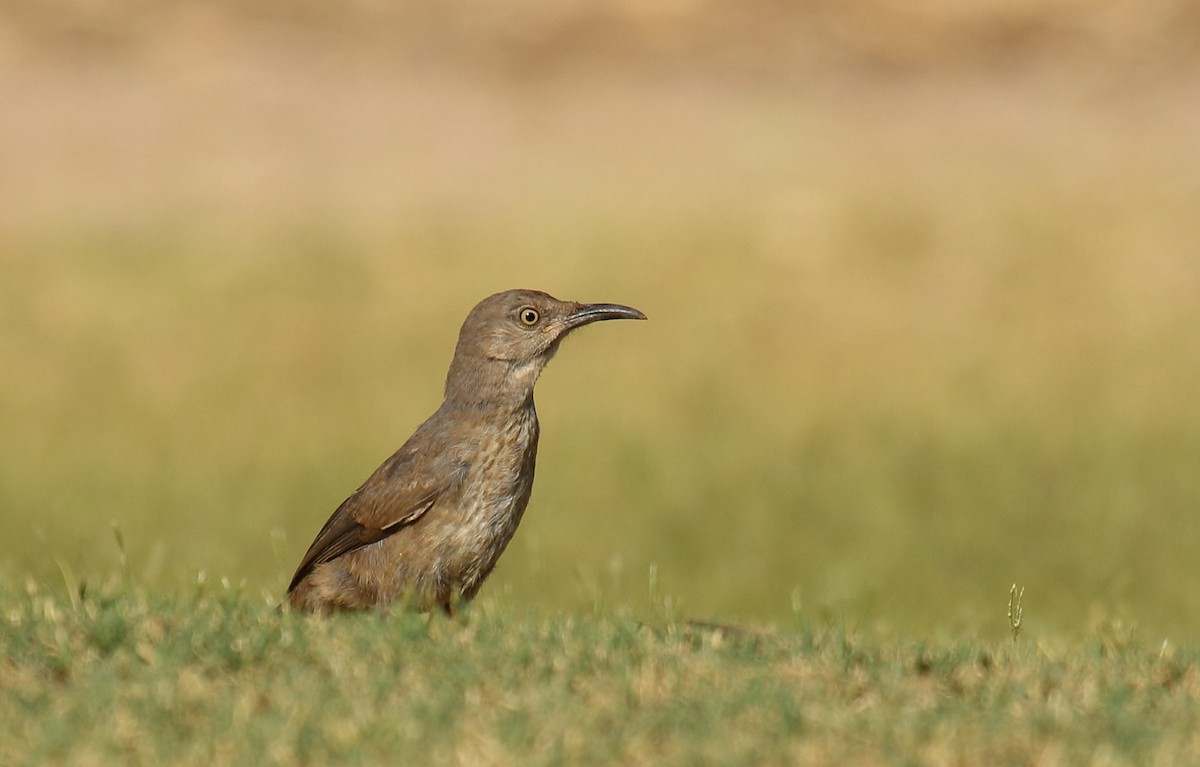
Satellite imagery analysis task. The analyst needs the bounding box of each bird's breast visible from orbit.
[436,408,540,578]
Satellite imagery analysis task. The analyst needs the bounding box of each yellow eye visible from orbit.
[518,307,540,326]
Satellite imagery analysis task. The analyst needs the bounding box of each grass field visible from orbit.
[3,582,1199,766]
[2,3,1200,762]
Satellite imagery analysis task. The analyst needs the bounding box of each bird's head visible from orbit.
[445,289,646,408]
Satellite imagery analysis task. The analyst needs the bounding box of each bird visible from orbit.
[287,289,646,613]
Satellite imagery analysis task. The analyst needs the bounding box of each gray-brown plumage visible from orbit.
[287,289,645,613]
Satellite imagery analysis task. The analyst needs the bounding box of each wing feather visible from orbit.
[286,442,458,594]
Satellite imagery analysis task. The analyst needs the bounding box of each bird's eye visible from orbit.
[518,307,540,326]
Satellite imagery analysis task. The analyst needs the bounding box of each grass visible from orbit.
[2,579,1198,766]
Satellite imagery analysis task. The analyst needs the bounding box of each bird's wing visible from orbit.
[287,445,461,594]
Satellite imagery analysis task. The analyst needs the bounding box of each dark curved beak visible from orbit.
[563,302,647,331]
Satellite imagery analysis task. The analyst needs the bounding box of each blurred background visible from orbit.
[2,1,1199,637]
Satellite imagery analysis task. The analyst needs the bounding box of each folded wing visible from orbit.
[287,444,458,594]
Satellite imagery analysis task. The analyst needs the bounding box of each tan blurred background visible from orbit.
[3,1,1199,636]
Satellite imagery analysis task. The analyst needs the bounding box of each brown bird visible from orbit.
[287,289,646,613]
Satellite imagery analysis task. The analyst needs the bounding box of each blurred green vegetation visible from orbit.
[2,2,1199,638]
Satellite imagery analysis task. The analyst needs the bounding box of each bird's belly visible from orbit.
[442,463,534,582]
[414,415,539,600]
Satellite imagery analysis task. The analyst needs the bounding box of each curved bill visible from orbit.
[563,302,648,330]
